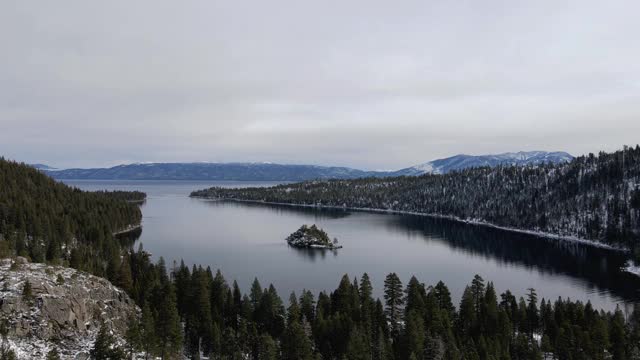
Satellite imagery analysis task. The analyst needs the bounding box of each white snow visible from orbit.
[217,199,628,252]
[411,162,435,173]
[0,260,138,359]
[623,260,640,277]
[405,151,573,175]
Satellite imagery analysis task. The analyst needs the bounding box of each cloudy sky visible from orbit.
[1,1,639,170]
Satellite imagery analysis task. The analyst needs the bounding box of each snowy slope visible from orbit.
[39,151,574,180]
[396,151,573,175]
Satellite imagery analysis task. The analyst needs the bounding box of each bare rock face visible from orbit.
[0,258,138,359]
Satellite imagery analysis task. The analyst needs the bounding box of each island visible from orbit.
[286,224,342,249]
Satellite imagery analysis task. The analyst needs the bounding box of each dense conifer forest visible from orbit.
[0,158,144,275]
[99,248,640,360]
[192,146,640,255]
[94,190,147,203]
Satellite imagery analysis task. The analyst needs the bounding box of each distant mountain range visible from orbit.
[40,163,382,181]
[37,151,574,181]
[393,151,574,176]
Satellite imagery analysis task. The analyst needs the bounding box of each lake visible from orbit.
[64,180,640,312]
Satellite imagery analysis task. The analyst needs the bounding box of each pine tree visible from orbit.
[405,276,426,317]
[90,322,126,360]
[483,282,499,337]
[403,310,426,359]
[470,275,485,317]
[610,307,627,360]
[174,259,191,319]
[360,273,373,306]
[250,278,263,313]
[156,282,182,358]
[117,252,134,295]
[106,248,122,284]
[526,288,538,337]
[124,313,142,359]
[384,273,404,338]
[185,267,214,357]
[299,290,316,324]
[257,333,278,360]
[433,281,455,319]
[347,325,372,360]
[630,304,640,360]
[210,269,228,326]
[282,319,313,360]
[458,286,476,339]
[140,302,157,358]
[287,292,301,324]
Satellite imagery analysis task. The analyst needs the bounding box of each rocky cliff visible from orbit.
[0,258,138,359]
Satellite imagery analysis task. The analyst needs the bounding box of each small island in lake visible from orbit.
[286,224,342,249]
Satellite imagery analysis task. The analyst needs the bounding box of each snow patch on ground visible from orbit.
[623,260,640,277]
[411,162,436,173]
[205,198,629,252]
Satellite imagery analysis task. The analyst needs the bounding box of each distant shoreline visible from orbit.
[112,224,142,236]
[126,199,146,204]
[191,196,629,253]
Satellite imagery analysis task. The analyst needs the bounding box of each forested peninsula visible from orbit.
[0,158,145,275]
[192,146,640,257]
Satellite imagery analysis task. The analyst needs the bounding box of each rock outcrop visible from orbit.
[0,258,138,359]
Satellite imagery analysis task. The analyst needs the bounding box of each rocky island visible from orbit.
[286,224,342,249]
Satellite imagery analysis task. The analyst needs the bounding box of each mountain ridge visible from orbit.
[394,151,574,176]
[39,150,573,181]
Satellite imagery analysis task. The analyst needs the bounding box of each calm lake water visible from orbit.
[64,180,640,312]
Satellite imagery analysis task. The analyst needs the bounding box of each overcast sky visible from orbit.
[1,1,639,169]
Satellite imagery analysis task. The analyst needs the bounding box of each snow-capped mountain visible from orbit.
[40,151,574,180]
[395,151,574,176]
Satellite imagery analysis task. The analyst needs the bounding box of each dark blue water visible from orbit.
[64,180,640,312]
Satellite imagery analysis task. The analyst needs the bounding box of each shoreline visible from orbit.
[112,224,142,236]
[623,260,640,277]
[126,199,146,204]
[288,243,343,250]
[191,196,629,253]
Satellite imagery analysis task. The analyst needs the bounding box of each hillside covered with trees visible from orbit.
[0,158,144,275]
[94,248,640,360]
[192,146,640,255]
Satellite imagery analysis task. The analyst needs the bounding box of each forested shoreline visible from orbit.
[192,146,640,257]
[0,158,145,277]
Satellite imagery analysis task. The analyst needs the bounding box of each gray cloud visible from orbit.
[1,0,639,169]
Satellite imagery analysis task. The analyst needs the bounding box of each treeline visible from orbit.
[94,190,147,202]
[192,146,640,254]
[0,158,144,276]
[100,245,640,360]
